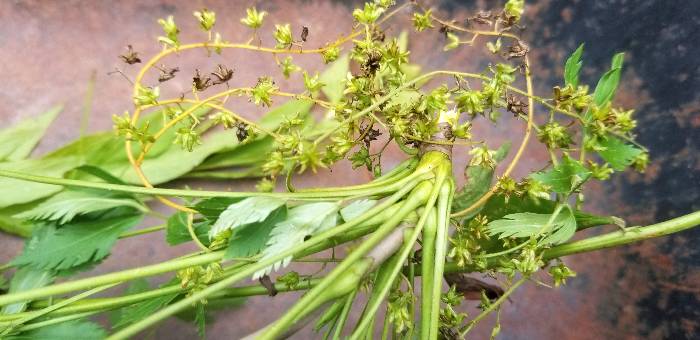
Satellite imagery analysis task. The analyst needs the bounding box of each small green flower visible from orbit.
[441,286,463,307]
[412,9,434,32]
[444,32,460,51]
[486,38,502,54]
[387,289,414,334]
[321,45,341,64]
[157,15,180,47]
[303,72,325,93]
[112,111,133,136]
[297,142,326,173]
[469,145,497,168]
[504,0,525,22]
[537,121,573,149]
[548,262,577,287]
[588,160,614,180]
[174,127,202,152]
[273,24,294,49]
[520,178,551,200]
[133,85,159,106]
[262,151,285,175]
[193,8,216,32]
[278,56,300,79]
[250,77,278,107]
[241,7,267,29]
[631,151,649,173]
[456,90,485,117]
[209,111,237,129]
[256,177,275,192]
[352,2,384,24]
[495,176,521,202]
[277,271,301,290]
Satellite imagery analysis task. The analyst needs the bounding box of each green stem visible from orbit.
[0,170,405,201]
[118,224,166,239]
[543,210,700,260]
[428,181,453,340]
[260,181,434,340]
[460,276,527,337]
[332,289,358,340]
[107,179,423,339]
[420,208,437,339]
[0,251,224,308]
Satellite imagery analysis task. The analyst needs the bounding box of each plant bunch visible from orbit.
[0,1,698,339]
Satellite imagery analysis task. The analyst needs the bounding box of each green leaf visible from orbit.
[15,190,146,224]
[12,215,142,270]
[225,206,286,259]
[7,319,107,340]
[593,52,624,107]
[1,266,55,315]
[0,156,81,208]
[192,197,243,221]
[486,205,577,244]
[340,199,377,222]
[209,197,286,238]
[195,137,274,171]
[478,194,619,231]
[0,105,62,162]
[564,44,584,88]
[530,155,591,194]
[452,142,511,219]
[254,202,339,278]
[166,212,211,246]
[113,291,178,329]
[319,54,350,104]
[597,135,643,171]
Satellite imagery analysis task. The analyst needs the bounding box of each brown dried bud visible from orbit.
[119,45,141,64]
[193,69,212,91]
[211,64,233,85]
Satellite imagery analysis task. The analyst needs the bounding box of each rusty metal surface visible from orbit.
[0,0,698,339]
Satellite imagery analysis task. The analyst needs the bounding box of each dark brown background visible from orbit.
[0,0,698,339]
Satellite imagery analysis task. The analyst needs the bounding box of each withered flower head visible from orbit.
[300,26,309,42]
[211,64,233,85]
[193,69,212,91]
[471,10,494,25]
[506,39,529,59]
[506,94,528,116]
[119,45,141,65]
[371,26,386,42]
[157,65,179,83]
[363,125,381,147]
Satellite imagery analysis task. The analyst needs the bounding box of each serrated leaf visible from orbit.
[320,54,350,104]
[12,215,142,270]
[166,212,211,246]
[564,44,584,88]
[530,155,591,194]
[1,266,55,315]
[340,199,377,222]
[452,142,511,218]
[593,52,624,106]
[7,319,107,340]
[597,135,643,171]
[0,105,62,162]
[15,190,146,224]
[209,197,286,239]
[486,206,577,244]
[225,206,286,259]
[113,291,178,329]
[254,202,339,278]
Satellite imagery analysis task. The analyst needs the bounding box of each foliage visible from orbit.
[0,1,695,339]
